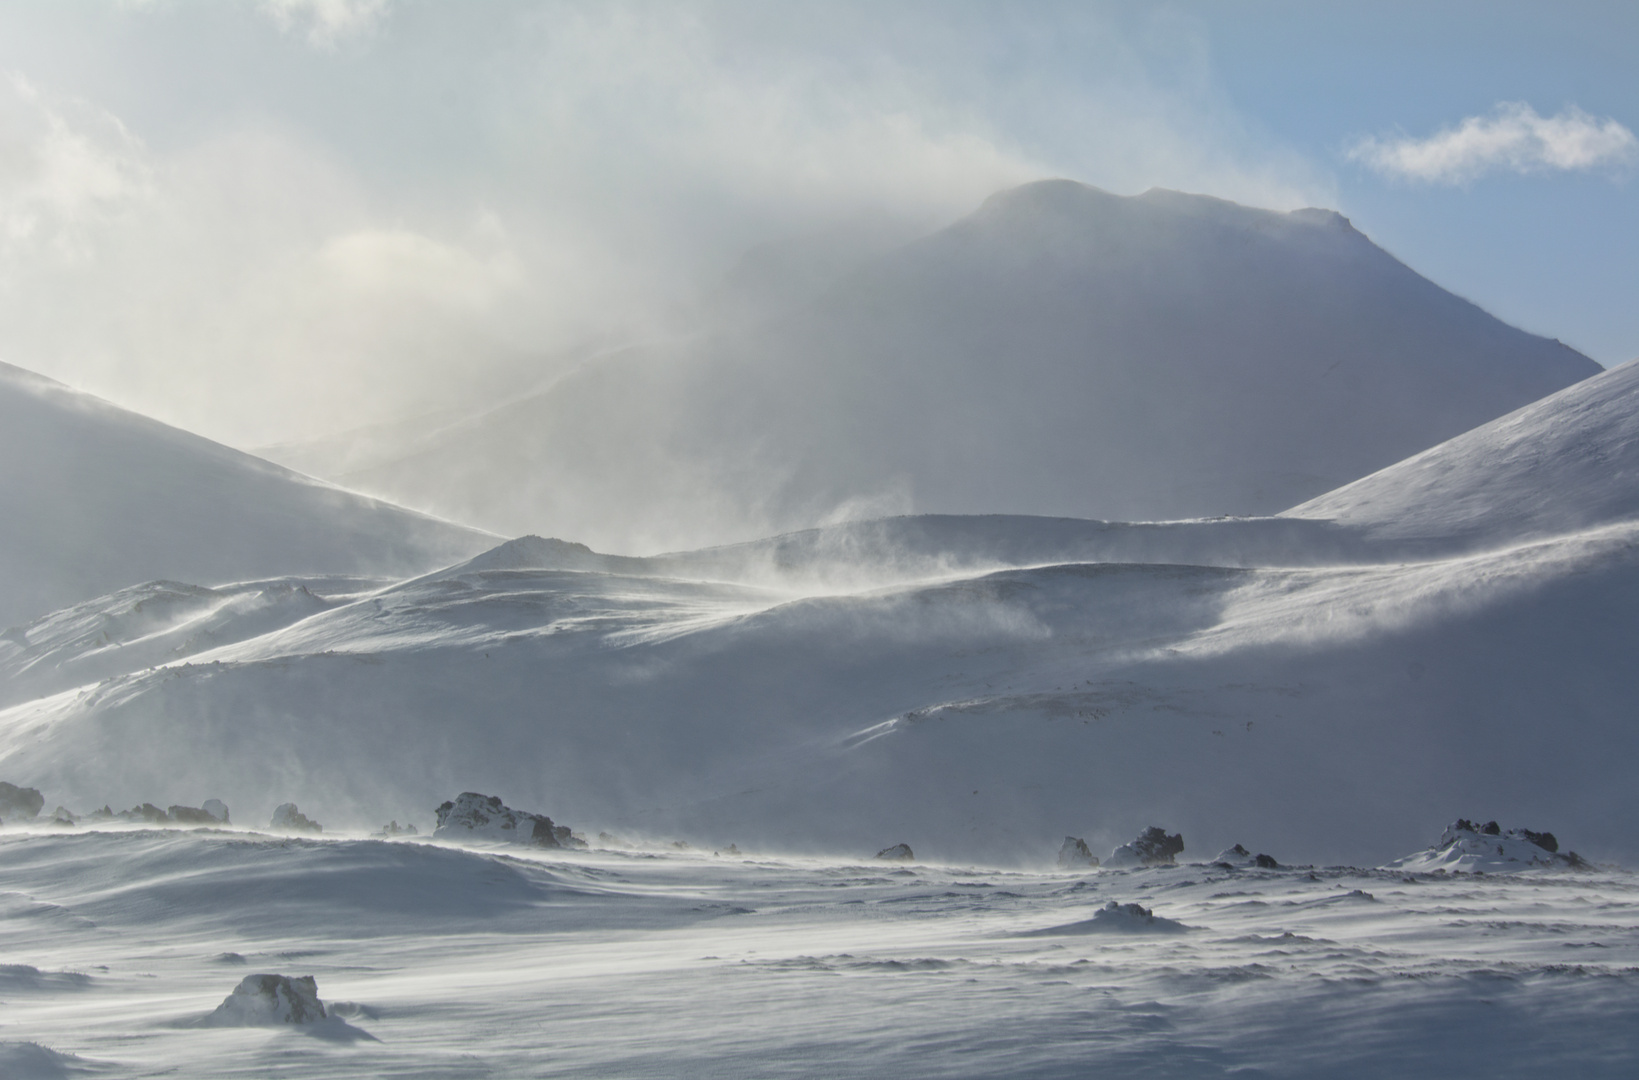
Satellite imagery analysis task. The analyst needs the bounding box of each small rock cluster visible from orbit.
[874,843,915,862]
[270,803,322,833]
[1104,826,1185,869]
[432,792,585,849]
[203,973,327,1026]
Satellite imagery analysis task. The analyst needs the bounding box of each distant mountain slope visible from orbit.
[310,180,1597,552]
[0,362,495,627]
[1286,357,1639,545]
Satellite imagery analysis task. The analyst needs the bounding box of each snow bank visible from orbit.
[1387,820,1589,873]
[433,792,579,848]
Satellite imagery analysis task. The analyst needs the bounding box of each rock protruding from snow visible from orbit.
[375,820,418,837]
[168,804,219,825]
[1057,836,1098,869]
[874,843,915,862]
[1211,844,1279,869]
[1387,819,1589,873]
[433,792,576,848]
[203,974,327,1026]
[1104,827,1184,868]
[269,803,322,834]
[202,799,230,824]
[1023,900,1189,936]
[0,781,43,822]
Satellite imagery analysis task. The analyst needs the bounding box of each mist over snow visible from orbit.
[0,360,491,628]
[273,180,1596,553]
[2,5,1638,1076]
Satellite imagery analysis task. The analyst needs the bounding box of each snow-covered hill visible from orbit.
[1286,356,1639,547]
[9,334,1639,865]
[279,180,1598,552]
[0,362,495,628]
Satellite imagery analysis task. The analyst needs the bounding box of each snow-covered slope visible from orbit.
[5,512,1638,867]
[0,362,494,628]
[288,180,1597,551]
[1286,357,1639,546]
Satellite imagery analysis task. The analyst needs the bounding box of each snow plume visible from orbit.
[260,0,388,47]
[1349,103,1638,184]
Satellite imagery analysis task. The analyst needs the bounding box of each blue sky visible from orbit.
[0,1,1631,442]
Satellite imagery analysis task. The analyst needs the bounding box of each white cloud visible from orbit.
[260,0,387,48]
[1348,102,1638,184]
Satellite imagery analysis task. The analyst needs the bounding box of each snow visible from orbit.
[0,361,493,628]
[261,180,1596,553]
[1386,820,1588,873]
[1286,356,1639,548]
[1,185,1637,1072]
[2,828,1636,1077]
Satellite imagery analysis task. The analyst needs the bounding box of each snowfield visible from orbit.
[2,264,1637,1069]
[0,827,1635,1078]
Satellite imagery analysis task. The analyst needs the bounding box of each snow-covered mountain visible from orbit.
[275,180,1598,552]
[5,353,1638,867]
[0,361,494,628]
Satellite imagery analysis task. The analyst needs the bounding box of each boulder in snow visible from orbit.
[1211,843,1279,869]
[0,781,43,822]
[168,804,219,825]
[874,843,915,862]
[269,803,322,834]
[119,803,170,825]
[433,792,577,848]
[375,820,418,837]
[1104,826,1184,868]
[48,806,77,827]
[1056,836,1099,869]
[202,798,230,824]
[1387,819,1589,873]
[203,973,327,1026]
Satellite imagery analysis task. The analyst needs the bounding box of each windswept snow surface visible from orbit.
[1,828,1637,1078]
[271,180,1596,552]
[0,361,494,628]
[1287,356,1639,548]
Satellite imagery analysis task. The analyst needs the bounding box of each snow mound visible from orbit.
[202,973,326,1026]
[874,843,915,862]
[1386,820,1590,873]
[1023,901,1188,936]
[0,781,43,822]
[269,803,322,834]
[0,1041,99,1079]
[433,792,578,848]
[1211,844,1279,869]
[1056,836,1098,869]
[1105,827,1184,869]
